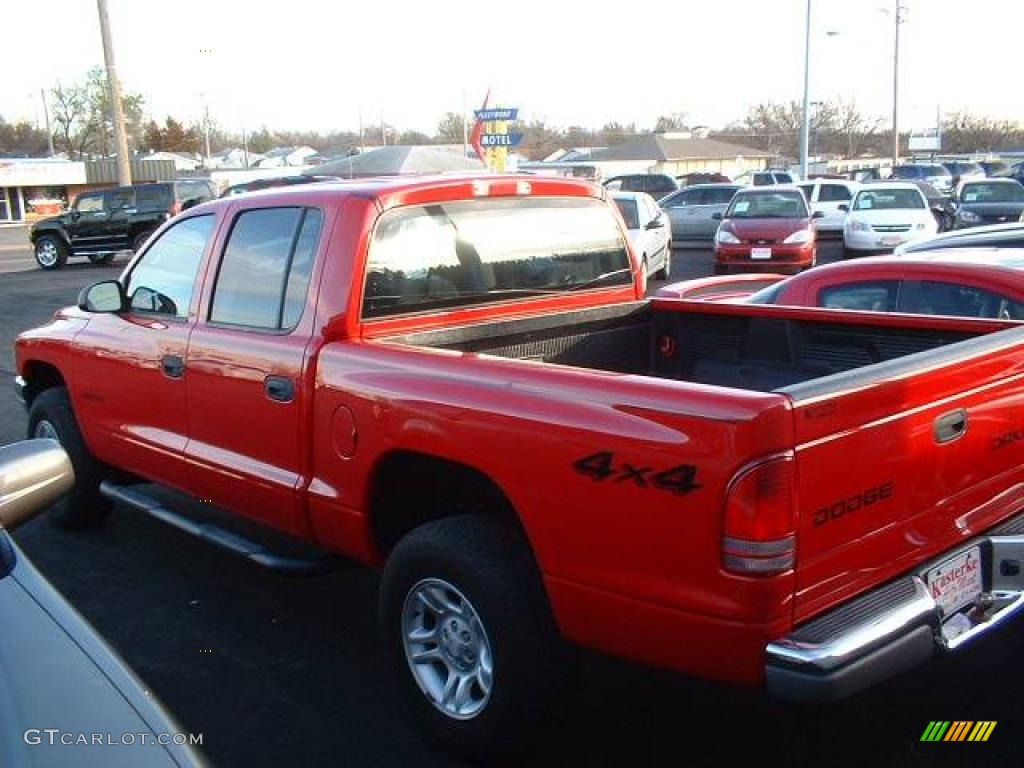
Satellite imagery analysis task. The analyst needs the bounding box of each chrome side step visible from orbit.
[100,481,343,575]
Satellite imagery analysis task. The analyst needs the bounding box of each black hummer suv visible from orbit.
[29,179,215,270]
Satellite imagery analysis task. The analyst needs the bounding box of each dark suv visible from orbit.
[29,179,215,270]
[602,173,679,201]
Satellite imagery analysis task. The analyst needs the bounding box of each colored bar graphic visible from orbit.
[922,720,995,742]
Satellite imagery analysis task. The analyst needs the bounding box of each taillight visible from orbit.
[170,201,183,216]
[723,453,795,575]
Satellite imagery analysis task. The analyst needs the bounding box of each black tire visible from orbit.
[34,235,68,270]
[131,230,156,253]
[88,253,115,265]
[27,387,112,529]
[654,246,671,280]
[379,515,572,758]
[842,246,858,259]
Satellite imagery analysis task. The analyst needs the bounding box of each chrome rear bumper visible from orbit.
[767,520,1024,701]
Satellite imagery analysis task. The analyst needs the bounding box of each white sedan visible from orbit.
[842,182,938,257]
[610,191,672,280]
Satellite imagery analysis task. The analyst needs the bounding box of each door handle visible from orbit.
[934,408,968,444]
[160,355,185,379]
[264,376,295,403]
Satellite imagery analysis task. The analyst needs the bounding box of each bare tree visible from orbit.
[654,112,689,132]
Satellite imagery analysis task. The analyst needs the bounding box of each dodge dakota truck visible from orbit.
[14,175,1024,755]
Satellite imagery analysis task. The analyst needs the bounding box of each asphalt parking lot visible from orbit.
[2,231,1020,767]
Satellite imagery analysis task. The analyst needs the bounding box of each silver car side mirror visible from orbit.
[0,440,74,530]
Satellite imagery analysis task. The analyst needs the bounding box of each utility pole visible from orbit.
[891,1,906,169]
[96,0,131,185]
[240,120,249,169]
[799,0,812,179]
[40,88,55,157]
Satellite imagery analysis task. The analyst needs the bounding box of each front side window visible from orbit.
[75,193,105,213]
[209,207,323,330]
[125,214,215,318]
[363,197,631,319]
[819,280,900,312]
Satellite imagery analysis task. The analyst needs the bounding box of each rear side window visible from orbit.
[176,181,213,202]
[819,280,900,312]
[705,187,739,205]
[910,281,1024,319]
[210,207,323,330]
[126,214,215,318]
[109,188,135,209]
[363,197,631,319]
[773,173,794,184]
[136,185,172,211]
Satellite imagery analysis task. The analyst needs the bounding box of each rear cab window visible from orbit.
[362,197,631,319]
[819,280,900,312]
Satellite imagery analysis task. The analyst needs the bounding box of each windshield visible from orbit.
[746,281,786,304]
[363,197,632,318]
[924,165,952,176]
[853,188,925,211]
[613,199,640,229]
[726,191,808,219]
[960,183,1024,204]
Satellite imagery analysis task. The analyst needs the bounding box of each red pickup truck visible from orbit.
[14,175,1024,755]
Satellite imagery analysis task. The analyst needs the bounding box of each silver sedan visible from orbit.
[659,184,741,244]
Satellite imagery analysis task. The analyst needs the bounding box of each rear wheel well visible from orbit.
[369,451,526,557]
[21,362,66,406]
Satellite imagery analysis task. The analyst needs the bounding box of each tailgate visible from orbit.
[786,325,1024,621]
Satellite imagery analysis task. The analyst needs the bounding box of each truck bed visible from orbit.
[381,299,1013,393]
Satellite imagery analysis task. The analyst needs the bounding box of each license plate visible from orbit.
[751,247,772,259]
[879,235,903,246]
[926,545,983,616]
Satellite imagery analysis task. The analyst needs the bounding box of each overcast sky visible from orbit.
[0,0,1017,137]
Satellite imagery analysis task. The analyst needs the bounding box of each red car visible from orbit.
[713,187,822,274]
[661,249,1024,320]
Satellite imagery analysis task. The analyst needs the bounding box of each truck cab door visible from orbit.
[184,205,326,537]
[71,213,219,487]
[68,192,110,254]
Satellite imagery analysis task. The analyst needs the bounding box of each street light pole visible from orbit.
[799,0,812,178]
[891,1,905,169]
[96,0,131,185]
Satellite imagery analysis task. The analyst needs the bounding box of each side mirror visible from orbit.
[712,212,723,220]
[645,218,664,230]
[78,280,127,313]
[812,210,826,219]
[837,204,849,212]
[0,440,74,531]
